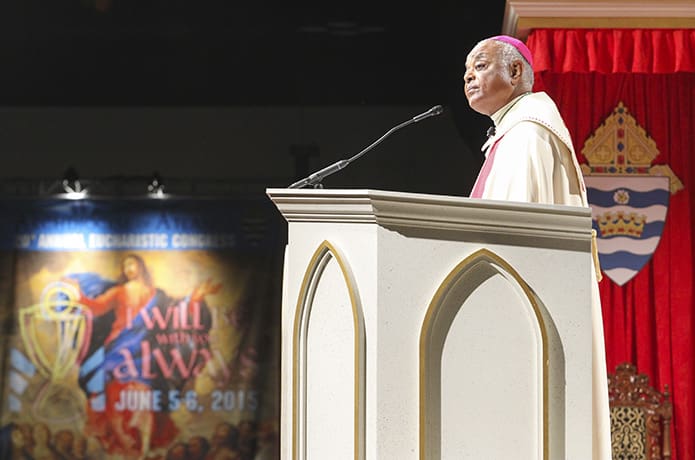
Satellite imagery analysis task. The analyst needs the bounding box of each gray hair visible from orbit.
[495,40,534,89]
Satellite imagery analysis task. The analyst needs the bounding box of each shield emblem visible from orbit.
[586,175,670,286]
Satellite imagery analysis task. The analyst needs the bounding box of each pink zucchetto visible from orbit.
[490,35,533,67]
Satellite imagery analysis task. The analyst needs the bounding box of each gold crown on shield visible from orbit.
[597,210,647,237]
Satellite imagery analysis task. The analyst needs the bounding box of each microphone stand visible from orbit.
[288,105,443,189]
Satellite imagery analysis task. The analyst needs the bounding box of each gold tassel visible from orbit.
[591,229,603,282]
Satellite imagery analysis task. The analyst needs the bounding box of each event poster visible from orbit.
[0,199,283,460]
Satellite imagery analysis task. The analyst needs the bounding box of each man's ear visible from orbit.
[509,60,523,84]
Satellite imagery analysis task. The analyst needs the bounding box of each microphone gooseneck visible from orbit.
[288,105,445,189]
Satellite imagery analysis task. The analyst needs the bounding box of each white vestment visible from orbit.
[472,91,613,460]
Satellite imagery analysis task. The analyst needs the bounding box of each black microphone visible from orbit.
[288,105,445,189]
[412,105,444,122]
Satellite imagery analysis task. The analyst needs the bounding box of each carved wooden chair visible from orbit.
[608,362,672,460]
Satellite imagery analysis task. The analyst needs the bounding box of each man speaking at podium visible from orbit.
[463,35,612,460]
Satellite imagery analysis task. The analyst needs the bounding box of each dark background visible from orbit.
[0,1,508,196]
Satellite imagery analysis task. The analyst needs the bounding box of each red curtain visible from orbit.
[527,29,695,460]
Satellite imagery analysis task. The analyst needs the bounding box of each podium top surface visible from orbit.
[267,188,593,242]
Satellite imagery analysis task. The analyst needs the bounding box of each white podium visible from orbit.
[267,188,594,460]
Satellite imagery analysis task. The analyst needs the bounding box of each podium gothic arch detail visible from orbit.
[292,240,366,460]
[419,248,566,460]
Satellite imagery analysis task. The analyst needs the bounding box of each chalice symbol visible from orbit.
[19,281,92,423]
